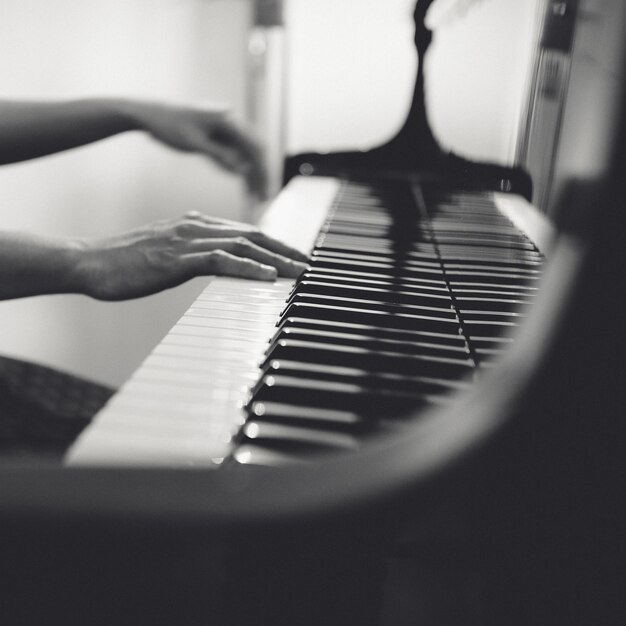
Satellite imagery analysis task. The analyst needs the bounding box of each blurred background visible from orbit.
[0,0,540,387]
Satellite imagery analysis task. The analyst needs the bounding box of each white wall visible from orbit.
[285,0,540,164]
[0,0,252,387]
[426,0,541,162]
[284,0,418,154]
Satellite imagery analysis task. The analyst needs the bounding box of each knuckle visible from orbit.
[174,220,197,238]
[207,250,226,272]
[232,236,251,253]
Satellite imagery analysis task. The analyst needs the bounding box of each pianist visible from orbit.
[0,97,307,459]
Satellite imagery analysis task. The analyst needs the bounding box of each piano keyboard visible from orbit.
[66,176,552,468]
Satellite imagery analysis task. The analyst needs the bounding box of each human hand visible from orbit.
[125,101,268,199]
[75,212,308,301]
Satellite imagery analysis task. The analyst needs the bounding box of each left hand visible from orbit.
[74,211,309,301]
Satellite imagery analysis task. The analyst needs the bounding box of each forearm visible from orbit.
[0,99,140,165]
[0,231,87,299]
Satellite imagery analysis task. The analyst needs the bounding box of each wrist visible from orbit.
[62,238,97,297]
[100,98,147,133]
[107,98,164,135]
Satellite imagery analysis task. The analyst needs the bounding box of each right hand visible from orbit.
[76,211,309,301]
[127,101,269,199]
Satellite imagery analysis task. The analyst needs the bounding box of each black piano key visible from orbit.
[443,270,541,284]
[323,224,401,238]
[474,345,511,358]
[453,297,532,313]
[450,284,539,296]
[316,237,440,259]
[292,281,535,313]
[261,359,471,396]
[462,320,519,338]
[252,374,441,417]
[458,309,526,322]
[263,339,473,379]
[241,420,360,452]
[282,293,456,318]
[278,316,467,348]
[277,302,461,334]
[312,250,442,269]
[433,236,537,252]
[299,271,450,293]
[310,256,447,279]
[439,248,543,264]
[429,221,524,234]
[448,280,539,292]
[233,444,313,466]
[249,400,364,427]
[442,261,542,275]
[452,287,537,299]
[328,208,421,221]
[267,327,470,358]
[302,270,450,293]
[470,336,515,352]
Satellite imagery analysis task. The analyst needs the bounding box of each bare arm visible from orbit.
[0,98,267,197]
[0,99,134,165]
[0,213,308,301]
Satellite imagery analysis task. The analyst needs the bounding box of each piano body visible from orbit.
[2,1,626,624]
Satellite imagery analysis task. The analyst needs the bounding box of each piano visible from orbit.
[65,176,553,468]
[2,1,625,624]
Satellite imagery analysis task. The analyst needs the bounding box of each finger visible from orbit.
[186,237,307,278]
[178,217,310,263]
[191,126,265,189]
[213,227,310,263]
[245,230,311,263]
[210,122,268,199]
[185,250,278,281]
[200,142,247,175]
[182,212,243,227]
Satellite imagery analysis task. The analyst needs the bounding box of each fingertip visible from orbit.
[246,176,269,202]
[280,261,308,278]
[292,250,310,263]
[259,264,278,281]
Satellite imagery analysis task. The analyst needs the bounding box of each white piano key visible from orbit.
[170,325,272,342]
[172,315,278,331]
[66,177,339,467]
[69,432,229,467]
[160,334,268,349]
[183,309,280,324]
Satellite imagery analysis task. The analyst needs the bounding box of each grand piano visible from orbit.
[2,1,626,624]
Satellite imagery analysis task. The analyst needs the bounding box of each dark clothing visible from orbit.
[0,355,114,460]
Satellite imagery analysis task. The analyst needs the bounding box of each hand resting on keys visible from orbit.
[0,97,308,301]
[0,212,308,301]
